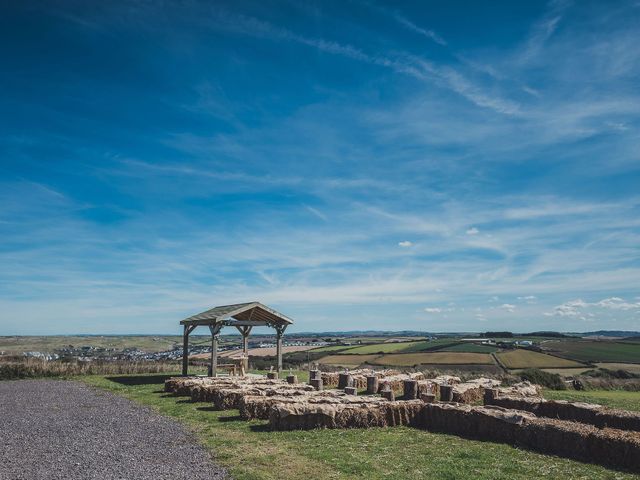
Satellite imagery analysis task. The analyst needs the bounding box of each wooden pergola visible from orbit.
[180,302,293,376]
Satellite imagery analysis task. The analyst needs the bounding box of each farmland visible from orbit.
[317,354,380,367]
[369,352,495,366]
[544,340,640,364]
[81,374,639,480]
[438,343,499,353]
[496,349,585,369]
[336,341,425,354]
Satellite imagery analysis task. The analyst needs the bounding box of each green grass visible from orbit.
[318,354,380,367]
[308,345,354,353]
[81,374,639,480]
[544,340,640,364]
[439,343,499,353]
[544,389,640,412]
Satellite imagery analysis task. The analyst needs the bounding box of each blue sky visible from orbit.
[1,0,639,335]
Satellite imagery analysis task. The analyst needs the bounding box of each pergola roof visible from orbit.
[180,302,293,328]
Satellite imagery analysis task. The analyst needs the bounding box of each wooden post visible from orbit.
[286,374,298,384]
[484,388,499,405]
[310,378,323,391]
[381,388,395,401]
[344,386,357,395]
[209,323,221,377]
[366,375,379,394]
[440,385,453,402]
[182,324,190,376]
[403,380,418,400]
[338,373,352,389]
[275,325,286,373]
[236,325,252,374]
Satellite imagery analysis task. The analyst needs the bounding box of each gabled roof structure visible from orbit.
[180,301,293,328]
[179,302,294,376]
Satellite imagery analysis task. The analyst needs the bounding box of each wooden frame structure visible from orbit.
[180,302,293,376]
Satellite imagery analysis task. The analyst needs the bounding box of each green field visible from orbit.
[544,340,640,364]
[496,349,585,369]
[438,343,499,353]
[544,389,640,412]
[81,374,637,480]
[339,339,461,354]
[370,352,495,366]
[338,341,426,354]
[308,345,354,353]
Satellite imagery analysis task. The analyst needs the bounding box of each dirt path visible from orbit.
[0,380,228,480]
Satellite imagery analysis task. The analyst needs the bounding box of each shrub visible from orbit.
[519,368,566,390]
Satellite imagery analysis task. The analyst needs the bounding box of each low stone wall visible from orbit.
[486,395,640,432]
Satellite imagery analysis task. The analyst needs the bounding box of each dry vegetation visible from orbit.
[0,357,186,380]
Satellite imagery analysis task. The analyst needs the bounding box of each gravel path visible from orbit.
[0,380,228,480]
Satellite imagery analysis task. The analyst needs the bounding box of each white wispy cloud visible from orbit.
[398,240,413,248]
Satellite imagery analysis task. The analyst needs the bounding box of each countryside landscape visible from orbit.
[2,0,640,478]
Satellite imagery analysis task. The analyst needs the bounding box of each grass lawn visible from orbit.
[496,349,585,369]
[544,389,640,412]
[82,373,639,480]
[544,341,640,364]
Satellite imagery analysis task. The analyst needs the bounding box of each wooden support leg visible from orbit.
[182,325,190,376]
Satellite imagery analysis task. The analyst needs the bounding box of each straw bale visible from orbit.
[165,377,219,396]
[497,381,541,397]
[366,376,379,394]
[432,375,460,385]
[381,389,395,401]
[451,379,500,404]
[421,403,640,472]
[321,369,400,389]
[378,372,425,393]
[269,399,425,431]
[488,396,640,432]
[416,380,439,398]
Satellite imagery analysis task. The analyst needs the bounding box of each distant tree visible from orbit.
[482,331,513,338]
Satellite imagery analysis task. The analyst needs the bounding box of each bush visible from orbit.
[519,368,566,390]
